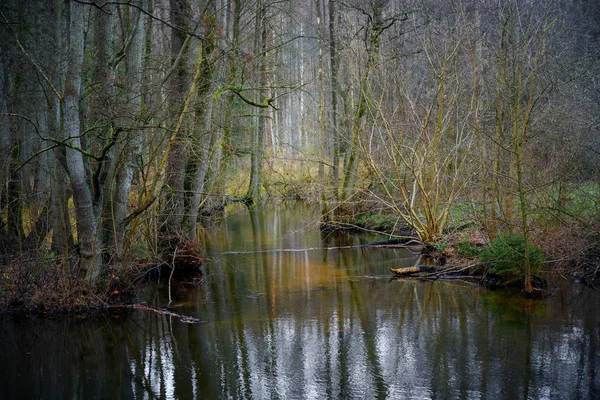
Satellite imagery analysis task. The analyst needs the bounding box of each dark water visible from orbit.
[2,202,599,399]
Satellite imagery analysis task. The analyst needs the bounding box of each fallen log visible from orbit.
[388,265,437,276]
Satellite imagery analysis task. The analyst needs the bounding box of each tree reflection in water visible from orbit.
[1,203,598,399]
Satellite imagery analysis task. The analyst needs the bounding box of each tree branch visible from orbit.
[5,113,101,161]
[215,85,279,110]
[74,0,208,40]
[123,195,157,227]
[14,144,60,173]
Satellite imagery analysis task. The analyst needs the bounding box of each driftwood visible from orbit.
[388,265,437,276]
[389,263,481,278]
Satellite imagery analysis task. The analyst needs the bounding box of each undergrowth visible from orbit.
[0,255,140,314]
[480,233,545,287]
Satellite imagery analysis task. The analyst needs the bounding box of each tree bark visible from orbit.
[0,62,14,250]
[328,0,340,199]
[63,0,101,281]
[162,0,191,239]
[245,0,268,203]
[109,3,146,270]
[187,75,215,232]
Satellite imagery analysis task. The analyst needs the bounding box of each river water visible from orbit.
[1,202,599,399]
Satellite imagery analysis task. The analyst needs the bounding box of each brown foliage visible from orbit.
[0,257,138,313]
[535,225,600,284]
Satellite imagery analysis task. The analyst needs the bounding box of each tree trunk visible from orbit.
[0,63,15,250]
[63,1,101,281]
[245,0,268,203]
[328,0,340,199]
[162,0,191,240]
[341,2,384,201]
[109,3,146,270]
[187,86,214,233]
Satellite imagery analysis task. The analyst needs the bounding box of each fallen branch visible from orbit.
[423,263,480,278]
[108,303,202,324]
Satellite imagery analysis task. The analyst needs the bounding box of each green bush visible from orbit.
[355,212,397,232]
[480,233,544,286]
[454,240,480,258]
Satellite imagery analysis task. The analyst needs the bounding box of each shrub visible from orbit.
[355,212,397,232]
[454,240,481,258]
[480,233,544,286]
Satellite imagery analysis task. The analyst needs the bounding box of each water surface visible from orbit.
[1,202,599,399]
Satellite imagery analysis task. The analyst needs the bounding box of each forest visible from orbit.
[1,0,600,308]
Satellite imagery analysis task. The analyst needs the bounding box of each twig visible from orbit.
[73,0,208,41]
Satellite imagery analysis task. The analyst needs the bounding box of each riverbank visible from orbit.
[2,201,598,315]
[2,202,599,399]
[320,206,600,291]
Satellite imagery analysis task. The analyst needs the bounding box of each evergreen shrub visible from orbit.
[480,233,544,286]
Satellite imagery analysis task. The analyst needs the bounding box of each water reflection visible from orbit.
[1,202,599,399]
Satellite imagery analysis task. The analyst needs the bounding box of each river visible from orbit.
[1,202,599,399]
